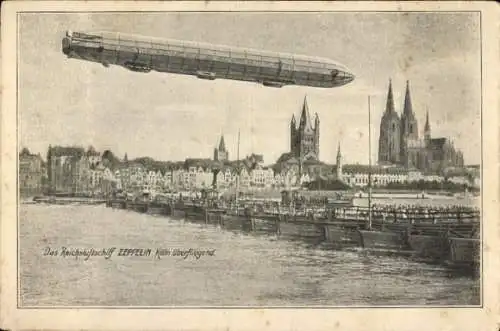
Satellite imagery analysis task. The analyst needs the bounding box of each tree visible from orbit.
[102,150,120,170]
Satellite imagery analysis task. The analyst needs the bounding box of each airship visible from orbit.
[61,30,355,88]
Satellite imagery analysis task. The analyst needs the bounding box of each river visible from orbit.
[19,204,480,307]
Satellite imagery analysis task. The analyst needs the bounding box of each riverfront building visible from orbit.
[378,80,464,173]
[19,148,45,196]
[47,145,114,195]
[47,146,87,194]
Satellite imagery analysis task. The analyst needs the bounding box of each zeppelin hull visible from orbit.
[62,31,355,88]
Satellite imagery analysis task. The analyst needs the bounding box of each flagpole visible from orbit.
[236,129,240,204]
[368,95,372,231]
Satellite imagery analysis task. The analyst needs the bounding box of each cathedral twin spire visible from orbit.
[385,79,396,114]
[384,79,415,118]
[403,80,413,117]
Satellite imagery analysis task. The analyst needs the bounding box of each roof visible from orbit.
[19,153,43,163]
[246,153,264,164]
[443,167,472,178]
[302,158,324,166]
[49,146,85,158]
[218,135,226,151]
[86,146,100,156]
[342,164,409,175]
[19,148,42,160]
[121,162,145,169]
[429,138,447,149]
[383,79,397,115]
[299,96,314,131]
[403,80,414,116]
[184,158,216,170]
[275,152,294,164]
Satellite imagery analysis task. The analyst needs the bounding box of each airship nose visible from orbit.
[62,37,71,55]
[344,71,355,83]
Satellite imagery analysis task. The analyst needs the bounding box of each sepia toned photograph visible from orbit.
[16,10,484,308]
[13,8,487,309]
[2,3,499,330]
[0,1,500,330]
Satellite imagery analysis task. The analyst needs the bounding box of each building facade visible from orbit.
[47,146,88,194]
[378,80,464,173]
[19,148,44,196]
[46,145,114,195]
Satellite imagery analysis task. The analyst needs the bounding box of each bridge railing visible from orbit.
[114,196,480,224]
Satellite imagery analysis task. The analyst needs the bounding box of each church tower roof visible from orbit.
[403,80,414,116]
[424,110,430,131]
[385,79,396,114]
[299,95,313,131]
[218,135,226,151]
[336,142,342,159]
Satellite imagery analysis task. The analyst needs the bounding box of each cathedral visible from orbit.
[378,80,464,173]
[290,96,320,160]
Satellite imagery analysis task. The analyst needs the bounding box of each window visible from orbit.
[183,46,199,59]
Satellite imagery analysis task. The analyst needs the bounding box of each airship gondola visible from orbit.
[62,30,355,88]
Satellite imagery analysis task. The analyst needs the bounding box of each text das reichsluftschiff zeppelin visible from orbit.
[43,247,216,260]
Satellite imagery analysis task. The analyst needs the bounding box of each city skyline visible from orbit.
[19,12,481,165]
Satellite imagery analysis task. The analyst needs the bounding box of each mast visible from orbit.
[236,129,240,202]
[368,95,373,231]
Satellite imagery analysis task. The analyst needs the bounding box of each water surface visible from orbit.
[19,204,480,306]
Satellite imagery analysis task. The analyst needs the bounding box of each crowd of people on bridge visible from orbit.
[370,203,479,216]
[119,189,479,222]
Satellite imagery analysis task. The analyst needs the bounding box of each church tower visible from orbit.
[314,113,320,159]
[424,109,431,145]
[378,79,401,164]
[290,114,296,152]
[214,135,228,162]
[336,142,343,181]
[400,80,419,164]
[290,96,319,160]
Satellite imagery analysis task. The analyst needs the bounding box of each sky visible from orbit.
[19,12,481,165]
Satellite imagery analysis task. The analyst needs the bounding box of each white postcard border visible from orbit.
[2,1,499,330]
